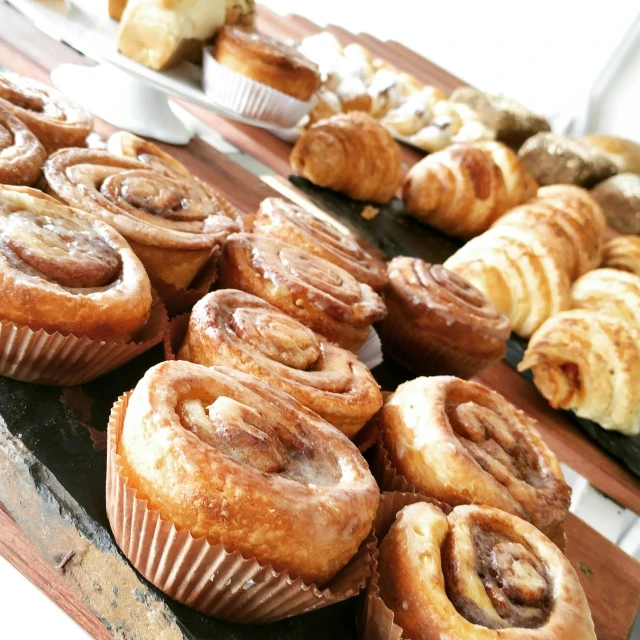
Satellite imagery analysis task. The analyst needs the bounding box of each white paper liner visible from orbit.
[357,327,383,370]
[106,394,375,623]
[203,50,314,129]
[0,299,167,386]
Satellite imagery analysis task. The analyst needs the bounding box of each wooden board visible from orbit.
[0,3,638,639]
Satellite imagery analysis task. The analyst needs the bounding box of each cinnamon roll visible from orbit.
[0,184,151,339]
[375,502,595,639]
[44,148,239,289]
[178,290,382,438]
[217,233,387,352]
[253,197,387,291]
[112,361,379,585]
[381,376,570,539]
[601,235,640,276]
[519,310,640,436]
[377,258,510,378]
[107,131,242,226]
[0,73,93,152]
[0,105,46,185]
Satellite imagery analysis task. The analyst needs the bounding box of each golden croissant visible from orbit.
[444,225,570,338]
[601,235,640,276]
[571,268,640,331]
[519,309,640,436]
[402,141,537,238]
[494,184,605,281]
[290,112,402,203]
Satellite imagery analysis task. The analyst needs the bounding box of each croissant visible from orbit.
[601,235,640,276]
[519,310,640,435]
[374,502,595,640]
[494,184,605,280]
[290,112,402,204]
[571,268,640,331]
[402,141,537,238]
[444,225,570,338]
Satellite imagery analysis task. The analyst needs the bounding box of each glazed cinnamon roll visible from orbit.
[44,148,239,289]
[519,310,640,436]
[253,197,387,291]
[0,73,93,152]
[218,233,387,352]
[381,376,570,539]
[377,258,510,378]
[375,502,595,639]
[0,184,151,339]
[0,105,46,185]
[178,290,382,438]
[114,361,379,584]
[107,131,242,226]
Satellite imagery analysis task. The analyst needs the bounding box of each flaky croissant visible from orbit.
[494,184,605,280]
[444,225,570,338]
[290,112,402,203]
[571,268,640,331]
[402,141,537,238]
[519,310,640,436]
[601,235,640,276]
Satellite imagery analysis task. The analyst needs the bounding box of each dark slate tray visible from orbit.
[291,176,640,481]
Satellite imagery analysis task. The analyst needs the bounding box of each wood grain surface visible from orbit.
[0,2,638,639]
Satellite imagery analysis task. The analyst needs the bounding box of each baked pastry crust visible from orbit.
[519,310,640,436]
[0,73,93,152]
[0,105,46,186]
[571,268,640,331]
[290,112,402,204]
[217,232,387,352]
[377,259,510,378]
[381,376,570,538]
[253,197,387,290]
[178,289,382,438]
[591,173,640,235]
[44,146,238,288]
[601,235,640,276]
[214,27,320,101]
[0,184,151,339]
[403,141,537,238]
[109,0,128,20]
[582,133,640,175]
[118,360,379,584]
[377,502,595,639]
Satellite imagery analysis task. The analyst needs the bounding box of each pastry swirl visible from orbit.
[519,310,640,436]
[118,360,379,584]
[377,258,510,378]
[571,268,640,331]
[0,73,93,152]
[0,184,151,339]
[381,376,570,537]
[601,235,640,276]
[253,197,387,290]
[0,105,46,186]
[44,148,239,288]
[178,290,382,438]
[218,232,387,352]
[377,502,595,639]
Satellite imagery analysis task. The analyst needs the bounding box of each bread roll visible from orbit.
[583,133,640,175]
[591,173,640,235]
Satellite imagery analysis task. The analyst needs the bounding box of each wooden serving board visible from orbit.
[0,3,639,640]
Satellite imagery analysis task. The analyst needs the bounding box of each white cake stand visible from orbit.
[6,0,288,144]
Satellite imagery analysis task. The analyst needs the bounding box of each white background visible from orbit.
[1,1,639,638]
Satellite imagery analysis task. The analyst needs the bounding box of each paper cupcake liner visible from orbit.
[358,328,384,370]
[106,394,375,623]
[203,50,314,129]
[0,298,167,386]
[376,313,501,380]
[151,253,219,316]
[357,492,440,640]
